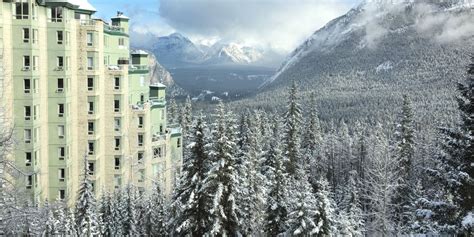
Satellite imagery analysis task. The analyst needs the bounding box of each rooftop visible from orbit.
[44,0,96,12]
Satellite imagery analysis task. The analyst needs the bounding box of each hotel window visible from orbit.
[159,125,163,134]
[33,56,39,71]
[87,77,94,91]
[114,77,120,90]
[33,105,38,120]
[177,138,181,148]
[138,134,144,146]
[26,175,33,189]
[24,106,31,120]
[88,121,94,135]
[114,118,121,132]
[87,162,95,175]
[23,28,30,43]
[140,94,145,103]
[138,152,144,163]
[58,125,65,138]
[58,190,66,200]
[57,56,64,68]
[34,128,39,143]
[153,147,162,158]
[51,7,63,22]
[88,141,95,155]
[33,79,38,93]
[138,169,145,182]
[57,31,63,44]
[15,0,29,19]
[87,32,93,46]
[114,100,120,112]
[58,103,64,117]
[114,137,121,150]
[25,152,32,166]
[58,168,65,182]
[114,156,121,170]
[114,175,122,189]
[87,57,94,70]
[32,29,38,44]
[23,56,30,70]
[57,78,64,93]
[88,101,94,114]
[24,129,31,143]
[24,79,31,93]
[58,147,65,160]
[118,38,125,46]
[138,116,144,128]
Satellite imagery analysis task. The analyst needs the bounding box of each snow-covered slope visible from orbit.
[151,33,205,68]
[262,0,474,87]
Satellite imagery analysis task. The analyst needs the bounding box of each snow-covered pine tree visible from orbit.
[181,95,193,137]
[240,112,266,236]
[75,154,99,236]
[336,121,353,192]
[52,199,68,236]
[393,95,416,233]
[338,170,365,236]
[109,189,124,236]
[426,57,474,234]
[98,192,114,236]
[284,81,303,176]
[303,92,324,187]
[364,123,398,235]
[168,96,178,124]
[170,114,211,236]
[144,183,168,236]
[323,122,338,193]
[265,117,290,236]
[312,178,335,237]
[122,185,140,236]
[203,102,242,236]
[285,167,320,236]
[43,200,59,236]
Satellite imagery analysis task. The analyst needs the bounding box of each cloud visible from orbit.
[157,0,353,53]
[413,3,474,43]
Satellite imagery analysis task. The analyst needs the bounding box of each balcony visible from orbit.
[104,24,125,34]
[79,19,97,26]
[129,65,149,73]
[150,98,166,107]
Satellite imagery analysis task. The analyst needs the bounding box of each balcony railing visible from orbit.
[104,24,125,33]
[129,65,149,72]
[80,19,97,26]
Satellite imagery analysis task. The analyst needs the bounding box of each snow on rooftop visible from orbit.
[45,0,96,12]
[131,49,149,55]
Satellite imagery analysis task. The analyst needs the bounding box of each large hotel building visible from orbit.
[0,0,182,205]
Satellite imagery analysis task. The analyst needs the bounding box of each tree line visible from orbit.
[0,59,473,236]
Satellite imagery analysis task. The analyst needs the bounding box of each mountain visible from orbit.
[202,42,264,65]
[151,33,267,68]
[151,33,205,68]
[147,52,188,96]
[244,0,474,122]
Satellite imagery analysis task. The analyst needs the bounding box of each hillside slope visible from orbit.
[239,1,474,123]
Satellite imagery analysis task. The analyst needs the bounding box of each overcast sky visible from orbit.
[90,0,361,53]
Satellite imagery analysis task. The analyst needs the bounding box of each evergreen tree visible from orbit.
[170,115,211,236]
[144,183,168,236]
[286,168,320,236]
[75,154,99,236]
[427,57,474,234]
[123,185,140,236]
[338,170,365,236]
[364,124,398,235]
[168,96,178,124]
[98,192,114,236]
[203,102,242,236]
[304,93,324,186]
[241,113,266,235]
[393,95,416,233]
[284,82,303,175]
[265,117,290,236]
[181,96,193,137]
